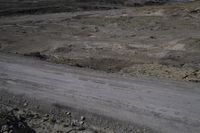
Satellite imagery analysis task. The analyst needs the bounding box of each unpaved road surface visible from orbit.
[0,53,200,133]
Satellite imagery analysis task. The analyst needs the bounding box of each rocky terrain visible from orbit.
[0,1,200,132]
[0,87,154,133]
[0,0,200,82]
[0,104,104,133]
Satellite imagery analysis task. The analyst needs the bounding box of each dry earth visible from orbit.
[0,1,200,132]
[0,0,200,82]
[0,104,105,133]
[1,53,200,133]
[0,88,154,133]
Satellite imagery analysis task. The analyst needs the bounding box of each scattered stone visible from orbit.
[150,36,156,39]
[23,102,28,107]
[66,112,71,116]
[80,116,85,121]
[19,114,26,121]
[33,113,40,119]
[77,126,86,131]
[1,125,9,132]
[50,118,57,123]
[63,124,69,127]
[190,8,200,14]
[42,117,49,122]
[94,26,100,32]
[44,114,49,117]
[71,120,77,127]
[12,107,19,111]
[79,121,84,125]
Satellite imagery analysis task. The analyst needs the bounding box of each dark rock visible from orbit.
[80,116,85,121]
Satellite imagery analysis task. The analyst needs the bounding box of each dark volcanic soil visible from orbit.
[0,1,200,133]
[0,0,200,82]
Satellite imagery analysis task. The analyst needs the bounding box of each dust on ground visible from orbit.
[0,0,200,82]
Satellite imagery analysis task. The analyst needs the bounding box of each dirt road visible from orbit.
[0,53,199,133]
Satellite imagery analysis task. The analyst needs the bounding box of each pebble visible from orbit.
[81,129,97,133]
[66,112,71,116]
[150,36,156,39]
[42,117,49,122]
[12,107,19,111]
[79,121,84,125]
[50,118,57,123]
[1,125,9,132]
[62,124,69,127]
[34,113,40,119]
[77,126,86,131]
[44,114,49,117]
[80,116,85,121]
[71,120,77,126]
[23,102,28,107]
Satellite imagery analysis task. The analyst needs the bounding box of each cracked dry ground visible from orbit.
[0,1,200,82]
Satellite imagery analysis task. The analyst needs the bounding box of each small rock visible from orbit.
[12,107,19,111]
[1,125,9,132]
[23,102,28,107]
[34,113,40,119]
[79,121,84,125]
[71,120,77,126]
[62,124,69,127]
[77,126,86,131]
[150,36,156,39]
[50,118,57,123]
[190,8,200,14]
[44,114,49,117]
[80,116,85,121]
[66,112,71,116]
[94,26,99,32]
[19,115,26,121]
[42,117,49,122]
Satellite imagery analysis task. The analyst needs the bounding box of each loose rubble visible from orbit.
[0,104,101,133]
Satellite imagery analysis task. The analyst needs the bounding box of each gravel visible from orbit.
[0,104,103,133]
